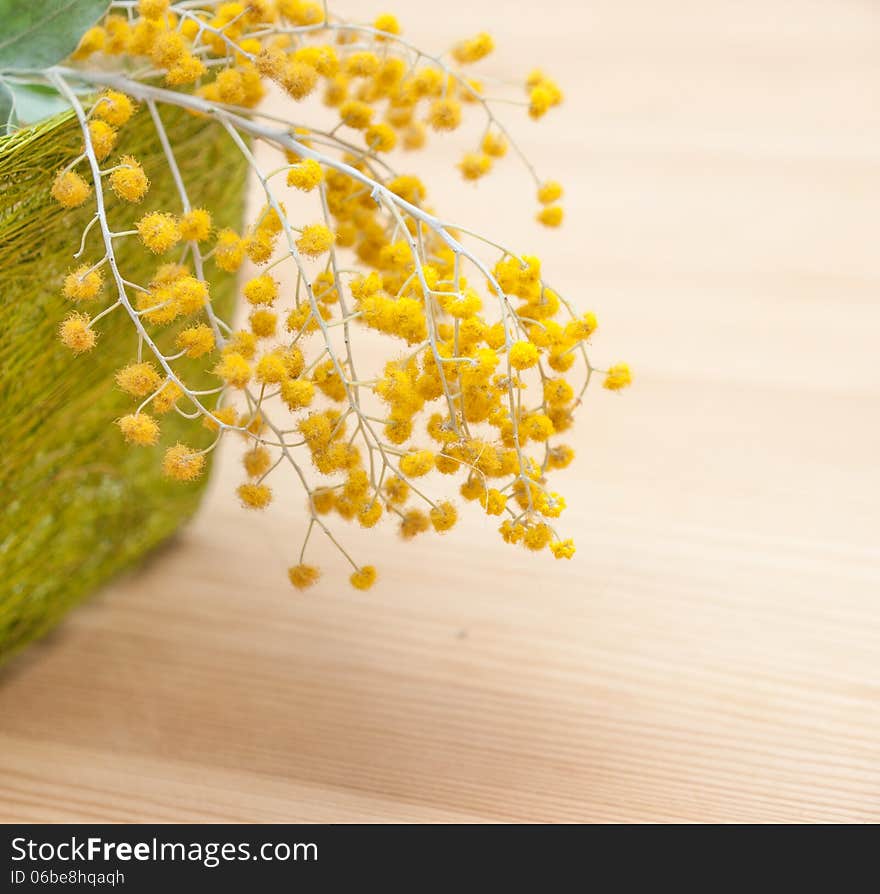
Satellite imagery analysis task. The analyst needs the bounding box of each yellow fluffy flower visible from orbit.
[338,99,374,129]
[58,313,96,353]
[509,340,540,370]
[176,324,215,358]
[603,363,632,391]
[51,170,91,208]
[86,120,117,161]
[179,208,213,242]
[399,450,435,477]
[452,32,494,64]
[214,229,246,272]
[286,158,324,191]
[482,131,507,158]
[349,565,377,590]
[137,212,181,253]
[62,266,103,302]
[550,539,576,559]
[364,122,397,152]
[249,309,278,338]
[288,563,320,589]
[537,180,563,204]
[429,501,457,532]
[244,274,279,305]
[214,352,252,388]
[373,13,401,37]
[357,500,383,528]
[427,98,462,131]
[537,205,563,227]
[162,444,206,481]
[296,223,334,256]
[117,413,160,446]
[238,483,273,509]
[115,362,162,397]
[110,156,149,202]
[459,152,492,181]
[94,90,135,126]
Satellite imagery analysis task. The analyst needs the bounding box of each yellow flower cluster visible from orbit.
[50,1,630,593]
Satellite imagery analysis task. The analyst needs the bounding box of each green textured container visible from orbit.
[0,104,246,663]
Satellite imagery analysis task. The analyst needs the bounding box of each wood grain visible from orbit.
[2,0,879,823]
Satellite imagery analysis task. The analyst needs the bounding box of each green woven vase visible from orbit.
[0,105,247,663]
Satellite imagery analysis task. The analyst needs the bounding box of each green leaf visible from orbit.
[11,82,72,121]
[0,0,110,71]
[0,78,93,135]
[0,80,14,136]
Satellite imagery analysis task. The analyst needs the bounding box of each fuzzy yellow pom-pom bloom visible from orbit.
[286,159,324,191]
[482,132,507,158]
[94,90,136,126]
[152,380,183,413]
[523,523,553,552]
[429,501,457,533]
[243,274,278,305]
[603,363,632,391]
[115,362,162,397]
[280,378,315,410]
[509,340,540,370]
[255,351,288,384]
[565,312,597,341]
[312,488,335,514]
[384,476,409,504]
[400,509,430,539]
[214,228,245,271]
[110,156,149,202]
[117,413,160,445]
[238,483,273,509]
[357,500,383,528]
[214,352,252,389]
[162,443,206,481]
[137,212,181,253]
[399,450,435,478]
[550,539,576,559]
[452,32,494,64]
[51,170,91,208]
[373,13,401,37]
[249,309,277,338]
[296,223,334,256]
[166,55,206,85]
[350,565,377,591]
[179,208,213,242]
[364,122,397,152]
[338,99,373,129]
[72,25,105,60]
[243,446,272,478]
[428,98,462,132]
[537,204,563,227]
[86,120,118,161]
[63,266,103,302]
[484,489,507,515]
[137,0,169,18]
[282,61,318,100]
[459,152,492,181]
[175,324,215,358]
[59,313,96,353]
[537,180,563,204]
[288,564,320,590]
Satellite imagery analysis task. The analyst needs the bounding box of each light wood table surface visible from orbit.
[2,0,879,823]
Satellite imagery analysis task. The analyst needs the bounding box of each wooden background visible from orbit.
[2,0,879,822]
